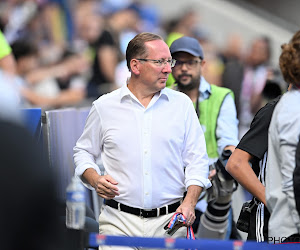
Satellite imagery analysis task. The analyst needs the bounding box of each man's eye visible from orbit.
[156,60,163,64]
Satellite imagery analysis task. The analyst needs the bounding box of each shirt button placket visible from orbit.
[143,109,152,207]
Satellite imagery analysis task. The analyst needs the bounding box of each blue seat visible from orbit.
[21,108,42,140]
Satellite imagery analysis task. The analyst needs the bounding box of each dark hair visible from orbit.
[11,39,38,61]
[279,30,300,87]
[126,32,163,71]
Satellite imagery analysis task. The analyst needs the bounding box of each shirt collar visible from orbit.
[160,87,171,101]
[120,84,131,101]
[120,84,170,103]
[199,76,211,100]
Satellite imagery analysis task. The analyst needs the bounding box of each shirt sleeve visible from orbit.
[182,101,211,190]
[294,139,300,229]
[73,104,102,189]
[278,107,300,231]
[216,93,239,155]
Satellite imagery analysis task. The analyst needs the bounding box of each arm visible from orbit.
[73,105,104,189]
[183,100,211,190]
[97,45,118,83]
[74,105,119,198]
[21,87,85,108]
[24,64,67,85]
[226,148,266,205]
[181,100,211,224]
[25,53,89,86]
[176,185,203,226]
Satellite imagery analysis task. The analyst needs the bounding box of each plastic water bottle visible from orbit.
[66,176,86,229]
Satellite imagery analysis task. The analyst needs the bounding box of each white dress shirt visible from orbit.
[74,84,211,209]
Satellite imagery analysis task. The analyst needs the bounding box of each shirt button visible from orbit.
[145,172,149,175]
[144,150,147,154]
[145,192,149,195]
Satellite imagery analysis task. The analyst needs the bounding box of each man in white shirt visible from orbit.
[73,32,211,247]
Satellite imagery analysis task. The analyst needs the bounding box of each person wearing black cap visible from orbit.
[170,36,239,239]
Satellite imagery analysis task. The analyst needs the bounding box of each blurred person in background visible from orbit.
[170,36,239,240]
[75,2,118,99]
[2,0,38,44]
[11,39,89,109]
[199,36,224,87]
[266,30,300,243]
[0,29,23,123]
[237,36,272,139]
[164,9,202,88]
[1,0,69,64]
[75,0,141,99]
[165,9,200,47]
[221,33,245,115]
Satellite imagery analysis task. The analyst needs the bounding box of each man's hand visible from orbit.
[83,168,119,199]
[93,175,119,199]
[176,202,196,227]
[176,185,203,227]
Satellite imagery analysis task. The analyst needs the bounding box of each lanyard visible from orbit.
[166,213,196,240]
[195,90,200,118]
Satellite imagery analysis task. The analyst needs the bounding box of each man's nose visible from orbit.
[162,62,172,73]
[180,62,189,71]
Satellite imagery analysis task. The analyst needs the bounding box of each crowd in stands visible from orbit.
[0,0,286,130]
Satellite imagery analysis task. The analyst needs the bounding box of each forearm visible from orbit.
[176,185,203,225]
[25,64,66,85]
[182,185,203,208]
[82,168,101,189]
[98,46,117,83]
[51,89,85,107]
[226,149,266,205]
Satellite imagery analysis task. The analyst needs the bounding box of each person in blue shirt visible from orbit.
[170,36,239,239]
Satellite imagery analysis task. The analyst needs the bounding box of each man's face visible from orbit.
[172,52,203,90]
[137,40,173,92]
[248,39,269,67]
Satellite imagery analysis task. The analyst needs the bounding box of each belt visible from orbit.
[104,199,181,218]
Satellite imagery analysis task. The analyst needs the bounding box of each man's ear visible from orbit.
[200,59,206,67]
[130,59,140,75]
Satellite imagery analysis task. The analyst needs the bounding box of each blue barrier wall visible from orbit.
[88,234,300,249]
